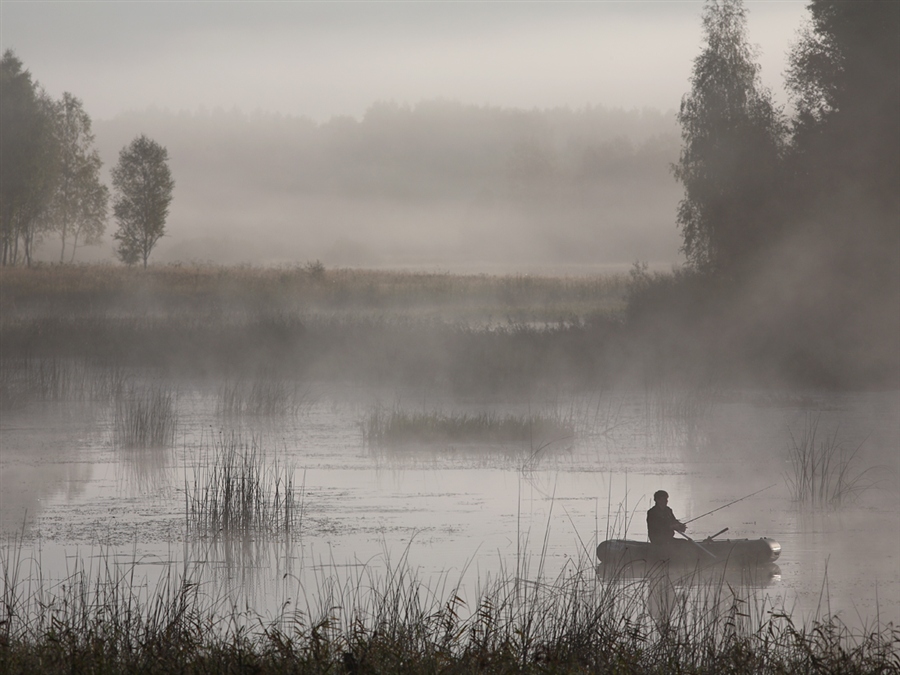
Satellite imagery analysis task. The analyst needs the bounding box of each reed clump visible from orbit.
[784,415,880,506]
[187,433,299,536]
[113,383,177,448]
[216,375,309,417]
[0,357,128,409]
[1,545,896,674]
[363,408,575,448]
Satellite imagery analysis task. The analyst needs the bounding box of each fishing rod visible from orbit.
[683,483,777,525]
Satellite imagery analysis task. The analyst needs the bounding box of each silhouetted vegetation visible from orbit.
[187,432,299,536]
[1,545,896,674]
[632,0,900,389]
[784,415,883,506]
[1,52,109,267]
[1,261,894,390]
[111,135,174,267]
[113,383,177,448]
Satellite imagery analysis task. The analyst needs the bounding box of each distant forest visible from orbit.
[88,103,681,267]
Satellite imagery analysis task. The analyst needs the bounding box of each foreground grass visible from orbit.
[1,546,896,675]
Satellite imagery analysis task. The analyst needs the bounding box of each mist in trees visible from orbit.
[1,50,110,267]
[111,135,174,267]
[674,0,783,278]
[646,0,900,387]
[88,102,681,268]
[0,51,59,266]
[43,93,109,263]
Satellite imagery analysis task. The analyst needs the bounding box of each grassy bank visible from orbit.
[0,263,628,322]
[3,262,896,390]
[0,264,630,397]
[1,546,896,674]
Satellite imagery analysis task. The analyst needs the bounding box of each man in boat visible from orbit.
[647,490,687,544]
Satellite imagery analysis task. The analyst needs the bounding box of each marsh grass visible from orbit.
[216,373,310,417]
[187,432,300,536]
[0,312,621,395]
[362,408,575,449]
[0,265,628,395]
[645,380,716,444]
[113,383,177,448]
[0,357,128,409]
[0,264,629,320]
[1,540,896,674]
[784,415,881,506]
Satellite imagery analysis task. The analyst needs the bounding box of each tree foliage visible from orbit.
[786,0,899,243]
[787,0,900,207]
[0,50,60,266]
[673,0,783,277]
[42,93,109,263]
[111,135,174,267]
[783,0,900,382]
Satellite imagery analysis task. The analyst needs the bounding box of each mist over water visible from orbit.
[2,374,898,630]
[26,103,683,271]
[2,2,898,667]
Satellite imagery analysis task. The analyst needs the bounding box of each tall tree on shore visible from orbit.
[673,0,784,278]
[783,0,900,381]
[43,93,109,263]
[787,0,900,211]
[0,50,60,266]
[111,135,174,267]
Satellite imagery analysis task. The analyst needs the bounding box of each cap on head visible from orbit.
[653,490,669,502]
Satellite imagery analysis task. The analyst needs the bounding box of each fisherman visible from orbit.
[647,490,687,544]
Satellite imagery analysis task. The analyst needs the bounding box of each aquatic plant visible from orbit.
[216,373,309,417]
[113,383,177,448]
[0,357,128,408]
[362,408,575,448]
[1,542,896,674]
[187,432,300,536]
[784,415,881,506]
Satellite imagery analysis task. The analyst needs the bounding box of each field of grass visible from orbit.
[0,263,629,322]
[3,260,894,394]
[1,542,895,674]
[0,264,632,396]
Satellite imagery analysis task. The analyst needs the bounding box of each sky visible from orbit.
[2,1,810,122]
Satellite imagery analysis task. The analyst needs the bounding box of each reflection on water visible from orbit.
[1,385,897,630]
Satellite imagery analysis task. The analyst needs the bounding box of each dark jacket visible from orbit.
[647,504,685,544]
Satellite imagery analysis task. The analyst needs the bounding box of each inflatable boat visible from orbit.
[596,537,781,569]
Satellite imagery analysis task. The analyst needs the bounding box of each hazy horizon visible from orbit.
[2,1,806,123]
[3,0,810,270]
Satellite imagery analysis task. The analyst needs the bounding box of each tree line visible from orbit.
[637,0,899,386]
[0,51,174,267]
[674,0,898,283]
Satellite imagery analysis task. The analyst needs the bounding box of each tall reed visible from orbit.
[216,374,309,417]
[1,542,896,674]
[784,415,879,505]
[0,357,128,408]
[187,432,300,536]
[113,383,177,448]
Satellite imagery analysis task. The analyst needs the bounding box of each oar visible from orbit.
[676,530,716,559]
[704,527,729,542]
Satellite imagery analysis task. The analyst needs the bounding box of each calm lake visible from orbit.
[2,381,898,630]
